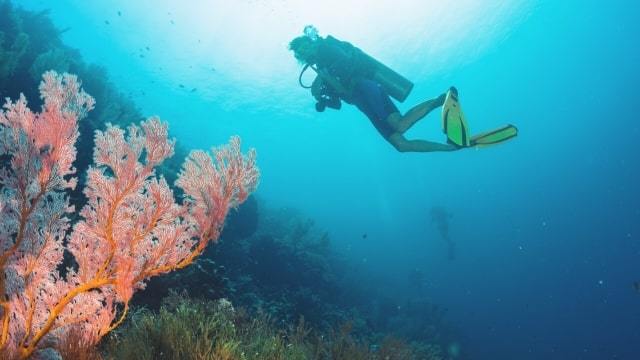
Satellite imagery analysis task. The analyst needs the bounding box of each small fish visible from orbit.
[145,46,150,51]
[179,84,185,88]
[117,10,122,16]
[190,88,197,93]
[170,20,175,25]
[139,54,145,58]
[634,281,640,292]
[104,20,110,25]
[362,233,367,239]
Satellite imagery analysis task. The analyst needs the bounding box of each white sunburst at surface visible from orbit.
[18,0,535,115]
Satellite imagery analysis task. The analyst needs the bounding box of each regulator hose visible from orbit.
[298,63,316,89]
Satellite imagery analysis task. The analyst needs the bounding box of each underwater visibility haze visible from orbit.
[0,0,639,359]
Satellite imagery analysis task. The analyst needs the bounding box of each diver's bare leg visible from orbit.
[387,133,457,153]
[388,93,446,134]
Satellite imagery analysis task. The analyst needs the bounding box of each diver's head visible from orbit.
[289,35,320,64]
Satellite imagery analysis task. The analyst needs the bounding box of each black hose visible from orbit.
[298,64,316,89]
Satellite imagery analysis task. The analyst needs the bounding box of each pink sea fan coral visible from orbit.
[0,71,259,359]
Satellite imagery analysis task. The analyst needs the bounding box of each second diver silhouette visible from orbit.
[430,206,456,261]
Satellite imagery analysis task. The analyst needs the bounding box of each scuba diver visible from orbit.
[289,26,518,152]
[430,206,456,261]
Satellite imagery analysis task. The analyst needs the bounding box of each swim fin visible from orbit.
[441,89,470,147]
[441,89,518,148]
[470,124,518,147]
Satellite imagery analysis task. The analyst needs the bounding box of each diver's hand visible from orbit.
[316,69,349,98]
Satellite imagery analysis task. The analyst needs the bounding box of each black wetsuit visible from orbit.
[314,36,399,138]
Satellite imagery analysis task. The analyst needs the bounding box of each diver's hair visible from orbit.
[288,35,315,63]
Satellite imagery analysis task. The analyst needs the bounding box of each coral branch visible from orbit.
[0,72,259,359]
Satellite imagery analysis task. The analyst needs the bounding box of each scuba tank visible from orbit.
[362,51,414,102]
[323,32,414,102]
[298,26,414,103]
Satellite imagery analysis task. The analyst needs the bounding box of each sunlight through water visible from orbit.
[46,0,535,114]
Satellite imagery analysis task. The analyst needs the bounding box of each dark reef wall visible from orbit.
[136,203,461,356]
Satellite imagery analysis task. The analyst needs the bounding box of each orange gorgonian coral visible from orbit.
[0,71,259,359]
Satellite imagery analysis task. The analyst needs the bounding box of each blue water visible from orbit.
[14,0,640,358]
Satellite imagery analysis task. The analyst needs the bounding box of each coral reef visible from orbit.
[138,206,356,329]
[0,3,463,358]
[102,294,444,360]
[221,194,259,242]
[0,72,259,359]
[0,0,189,212]
[135,205,460,357]
[0,2,32,89]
